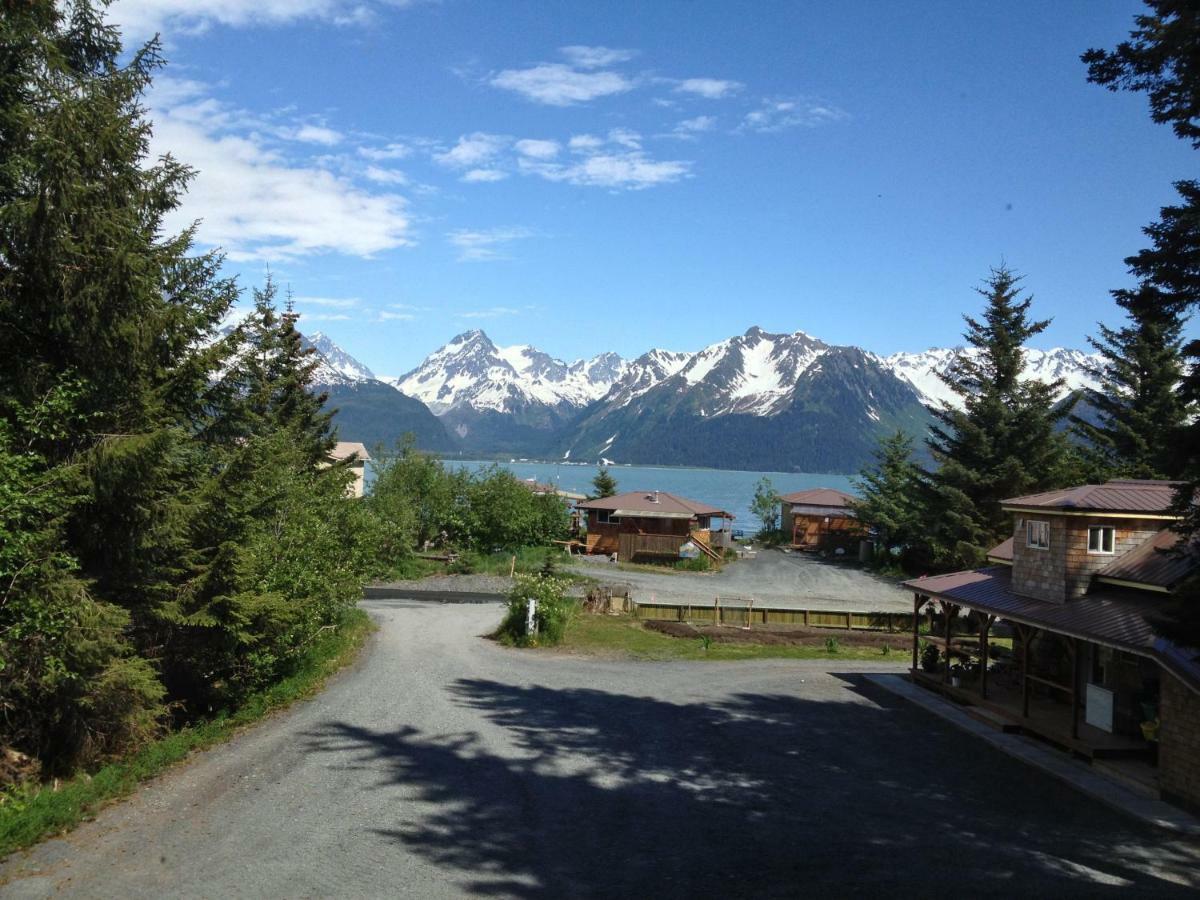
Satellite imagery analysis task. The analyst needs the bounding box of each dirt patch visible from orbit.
[644,620,906,648]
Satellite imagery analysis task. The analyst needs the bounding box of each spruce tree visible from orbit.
[852,430,922,557]
[591,466,618,498]
[925,266,1072,567]
[1072,282,1192,479]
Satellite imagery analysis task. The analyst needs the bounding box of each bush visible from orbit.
[496,574,576,647]
[675,555,711,572]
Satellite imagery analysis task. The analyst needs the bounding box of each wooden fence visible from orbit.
[618,532,686,561]
[633,599,913,632]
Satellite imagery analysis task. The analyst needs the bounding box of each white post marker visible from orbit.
[526,598,538,636]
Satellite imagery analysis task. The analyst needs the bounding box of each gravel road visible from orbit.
[572,547,913,611]
[2,600,1196,898]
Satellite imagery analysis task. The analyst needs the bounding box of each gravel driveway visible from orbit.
[572,547,913,612]
[3,601,1196,898]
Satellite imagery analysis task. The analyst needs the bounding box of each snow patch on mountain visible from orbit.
[305,331,376,384]
[881,346,1102,407]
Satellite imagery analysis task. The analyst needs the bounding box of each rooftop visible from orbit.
[1097,530,1200,591]
[779,488,857,509]
[577,490,732,519]
[329,441,370,462]
[1002,479,1183,515]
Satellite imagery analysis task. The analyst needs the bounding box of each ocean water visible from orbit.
[430,459,857,530]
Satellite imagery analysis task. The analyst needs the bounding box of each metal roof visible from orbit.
[1097,530,1200,589]
[779,488,857,509]
[577,490,732,519]
[1002,479,1182,514]
[986,536,1014,563]
[903,566,1199,691]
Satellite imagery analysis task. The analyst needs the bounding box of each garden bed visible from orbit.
[644,620,904,649]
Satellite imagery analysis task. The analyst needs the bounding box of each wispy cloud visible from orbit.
[740,97,849,132]
[377,310,416,321]
[514,138,561,160]
[293,296,362,308]
[108,0,423,40]
[520,130,690,190]
[447,227,533,262]
[148,78,412,262]
[457,306,525,318]
[289,123,343,145]
[363,165,409,185]
[433,132,509,168]
[674,77,743,99]
[358,142,411,161]
[559,45,637,69]
[296,312,353,322]
[461,168,509,183]
[671,115,717,138]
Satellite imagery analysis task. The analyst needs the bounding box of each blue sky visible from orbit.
[111,0,1195,377]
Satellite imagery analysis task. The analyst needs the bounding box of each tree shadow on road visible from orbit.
[303,675,1198,898]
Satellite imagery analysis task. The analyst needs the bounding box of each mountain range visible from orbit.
[303,327,1102,473]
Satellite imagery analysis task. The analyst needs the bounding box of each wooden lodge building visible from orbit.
[577,490,733,563]
[905,479,1200,813]
[779,488,863,551]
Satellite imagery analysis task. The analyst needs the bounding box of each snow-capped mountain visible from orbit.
[304,331,376,385]
[882,346,1102,408]
[397,330,629,415]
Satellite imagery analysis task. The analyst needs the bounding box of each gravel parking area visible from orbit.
[3,601,1196,898]
[572,547,913,612]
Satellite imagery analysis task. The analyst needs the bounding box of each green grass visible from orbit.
[547,613,913,662]
[0,609,374,860]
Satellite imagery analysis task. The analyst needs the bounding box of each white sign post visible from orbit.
[526,598,538,637]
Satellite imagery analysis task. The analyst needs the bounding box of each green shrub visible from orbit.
[496,574,577,647]
[675,555,711,572]
[824,637,839,654]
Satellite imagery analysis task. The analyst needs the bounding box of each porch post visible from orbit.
[1069,638,1080,740]
[980,614,994,700]
[941,601,955,685]
[912,592,921,676]
[1019,625,1031,718]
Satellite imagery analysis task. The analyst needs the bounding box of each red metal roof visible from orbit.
[576,490,732,519]
[1002,479,1183,514]
[1097,530,1200,589]
[903,567,1200,691]
[779,488,857,508]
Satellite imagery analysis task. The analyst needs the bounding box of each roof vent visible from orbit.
[650,490,660,503]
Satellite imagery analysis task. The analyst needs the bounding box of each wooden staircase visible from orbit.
[690,534,722,562]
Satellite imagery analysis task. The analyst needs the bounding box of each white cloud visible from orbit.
[148,79,411,261]
[377,310,415,321]
[296,312,352,322]
[514,139,561,160]
[741,98,849,133]
[675,115,716,135]
[461,168,509,183]
[293,296,362,308]
[290,124,343,146]
[490,63,632,106]
[607,127,642,149]
[675,78,743,99]
[457,306,524,318]
[108,0,419,40]
[364,165,409,185]
[447,228,533,262]
[359,142,411,160]
[433,132,509,168]
[568,134,605,152]
[559,45,637,69]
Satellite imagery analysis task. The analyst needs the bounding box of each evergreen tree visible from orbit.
[852,431,923,559]
[591,466,618,498]
[925,266,1072,568]
[1085,2,1200,649]
[1071,282,1192,479]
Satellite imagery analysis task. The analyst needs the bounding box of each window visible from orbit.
[596,510,618,525]
[1026,520,1049,549]
[1088,525,1115,554]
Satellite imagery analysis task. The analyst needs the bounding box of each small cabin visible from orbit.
[329,441,370,498]
[577,490,733,562]
[779,488,862,551]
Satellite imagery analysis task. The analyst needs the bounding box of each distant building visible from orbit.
[577,490,733,562]
[779,488,863,551]
[329,441,370,498]
[905,479,1200,814]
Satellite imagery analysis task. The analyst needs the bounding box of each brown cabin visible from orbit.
[779,488,863,551]
[905,479,1200,814]
[577,490,734,563]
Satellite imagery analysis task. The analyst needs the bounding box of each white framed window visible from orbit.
[1026,520,1050,550]
[1087,525,1115,555]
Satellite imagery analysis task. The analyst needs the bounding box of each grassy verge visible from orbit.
[0,609,374,860]
[547,613,911,662]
